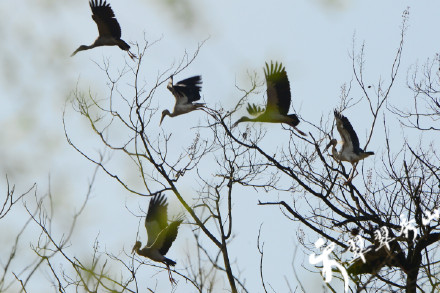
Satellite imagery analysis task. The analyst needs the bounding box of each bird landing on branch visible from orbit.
[324,110,374,183]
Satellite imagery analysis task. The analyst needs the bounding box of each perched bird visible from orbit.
[71,0,136,60]
[324,110,374,182]
[160,75,205,125]
[132,194,182,267]
[233,61,306,136]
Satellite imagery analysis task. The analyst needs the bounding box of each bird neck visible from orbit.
[132,241,143,255]
[331,144,341,161]
[71,44,95,56]
[138,246,151,256]
[239,116,255,123]
[164,109,178,117]
[160,110,173,125]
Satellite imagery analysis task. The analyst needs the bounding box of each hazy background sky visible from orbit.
[0,0,439,292]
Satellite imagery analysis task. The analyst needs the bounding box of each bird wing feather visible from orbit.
[172,76,202,103]
[145,194,168,247]
[246,103,265,116]
[90,0,122,39]
[158,220,182,255]
[334,110,360,154]
[264,62,291,115]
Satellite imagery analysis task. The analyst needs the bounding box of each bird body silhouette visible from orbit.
[160,75,205,124]
[132,194,182,267]
[72,0,136,59]
[325,110,374,183]
[233,61,306,136]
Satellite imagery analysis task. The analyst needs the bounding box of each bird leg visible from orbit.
[166,265,177,285]
[294,126,307,136]
[127,50,137,60]
[344,163,359,185]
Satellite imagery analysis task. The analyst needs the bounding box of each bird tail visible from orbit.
[117,40,130,51]
[117,40,137,60]
[194,103,205,108]
[360,151,374,160]
[163,257,176,267]
[287,114,300,127]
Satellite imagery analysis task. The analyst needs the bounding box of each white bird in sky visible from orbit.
[160,75,205,125]
[233,61,306,136]
[325,110,374,183]
[71,0,136,60]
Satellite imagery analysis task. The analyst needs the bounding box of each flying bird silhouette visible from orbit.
[72,0,136,60]
[132,194,182,267]
[233,61,306,136]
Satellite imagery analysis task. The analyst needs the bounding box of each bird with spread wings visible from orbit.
[72,0,136,60]
[324,110,374,183]
[233,61,306,136]
[132,194,182,268]
[160,75,205,125]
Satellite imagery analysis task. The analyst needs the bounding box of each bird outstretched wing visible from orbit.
[89,0,122,39]
[145,194,168,247]
[246,103,265,116]
[158,219,183,255]
[172,76,202,103]
[334,110,360,154]
[264,61,291,115]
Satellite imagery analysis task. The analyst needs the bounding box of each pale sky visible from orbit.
[0,0,439,292]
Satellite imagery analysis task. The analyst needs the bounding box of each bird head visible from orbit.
[71,45,89,57]
[160,110,171,125]
[324,139,338,152]
[132,241,142,254]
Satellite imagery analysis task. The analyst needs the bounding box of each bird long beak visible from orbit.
[159,114,165,125]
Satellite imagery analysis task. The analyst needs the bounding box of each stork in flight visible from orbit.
[233,61,306,136]
[160,75,205,125]
[324,110,374,183]
[132,194,182,270]
[71,0,136,60]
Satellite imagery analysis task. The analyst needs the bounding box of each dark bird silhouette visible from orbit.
[160,75,205,125]
[132,194,182,267]
[233,61,306,136]
[72,0,136,60]
[324,110,374,183]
